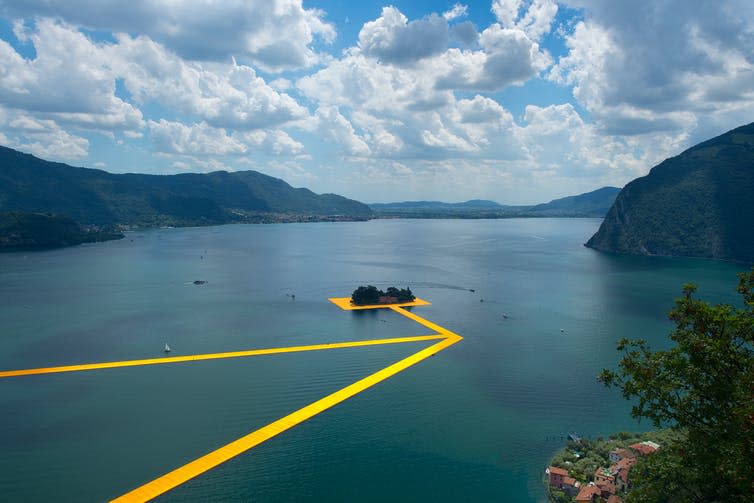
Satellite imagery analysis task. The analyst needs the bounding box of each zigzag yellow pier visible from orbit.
[113,301,461,502]
[1,297,462,502]
[0,334,445,379]
[112,329,460,502]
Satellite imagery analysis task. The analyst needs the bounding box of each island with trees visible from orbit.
[351,285,415,306]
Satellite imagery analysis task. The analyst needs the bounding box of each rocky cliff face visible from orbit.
[586,122,754,262]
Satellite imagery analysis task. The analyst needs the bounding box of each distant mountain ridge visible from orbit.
[0,146,372,228]
[370,187,620,218]
[370,199,508,210]
[586,122,754,262]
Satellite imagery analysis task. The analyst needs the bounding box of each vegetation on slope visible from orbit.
[0,146,372,228]
[587,122,754,262]
[0,212,123,250]
[370,187,620,219]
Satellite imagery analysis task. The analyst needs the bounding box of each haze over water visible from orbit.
[0,218,743,501]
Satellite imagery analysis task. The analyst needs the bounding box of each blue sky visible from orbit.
[0,1,752,203]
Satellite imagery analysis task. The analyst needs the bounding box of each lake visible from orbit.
[0,218,744,502]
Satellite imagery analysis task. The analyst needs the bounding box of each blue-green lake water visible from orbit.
[0,218,744,501]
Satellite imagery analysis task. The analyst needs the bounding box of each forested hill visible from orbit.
[0,146,372,227]
[586,122,754,262]
[370,187,620,218]
[0,212,123,250]
[525,186,620,216]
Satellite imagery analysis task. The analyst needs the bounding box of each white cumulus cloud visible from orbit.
[553,0,754,139]
[108,34,309,130]
[0,20,143,131]
[0,0,335,72]
[358,7,449,66]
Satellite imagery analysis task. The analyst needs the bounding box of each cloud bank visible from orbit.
[0,0,752,202]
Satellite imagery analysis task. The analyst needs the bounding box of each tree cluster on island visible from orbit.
[351,285,415,305]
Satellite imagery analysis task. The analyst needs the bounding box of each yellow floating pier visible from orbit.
[327,296,431,310]
[0,334,445,379]
[1,297,462,502]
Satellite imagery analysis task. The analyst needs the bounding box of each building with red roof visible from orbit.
[575,484,602,502]
[609,447,636,463]
[546,465,568,487]
[630,441,659,456]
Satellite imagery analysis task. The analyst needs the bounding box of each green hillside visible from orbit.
[370,186,619,218]
[0,146,372,228]
[586,122,754,262]
[0,212,123,250]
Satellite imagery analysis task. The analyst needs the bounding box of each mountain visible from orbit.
[526,186,620,216]
[369,187,620,218]
[586,122,754,262]
[369,199,507,211]
[0,146,372,228]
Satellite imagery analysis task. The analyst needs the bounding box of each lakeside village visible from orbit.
[545,432,666,503]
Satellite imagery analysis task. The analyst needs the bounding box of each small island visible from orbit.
[351,285,415,305]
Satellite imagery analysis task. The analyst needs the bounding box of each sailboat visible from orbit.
[164,343,171,353]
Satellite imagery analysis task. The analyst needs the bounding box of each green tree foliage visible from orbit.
[385,286,415,302]
[0,145,372,227]
[351,285,381,305]
[351,285,415,305]
[599,270,754,502]
[0,211,123,250]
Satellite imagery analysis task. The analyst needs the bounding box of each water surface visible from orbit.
[0,219,743,501]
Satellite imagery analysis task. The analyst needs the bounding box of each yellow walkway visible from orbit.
[1,297,462,502]
[327,296,431,310]
[0,334,445,379]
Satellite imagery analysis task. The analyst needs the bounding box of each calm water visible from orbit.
[0,219,744,502]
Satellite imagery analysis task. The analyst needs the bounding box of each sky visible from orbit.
[0,1,752,204]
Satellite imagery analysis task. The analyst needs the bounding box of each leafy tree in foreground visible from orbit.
[599,270,754,502]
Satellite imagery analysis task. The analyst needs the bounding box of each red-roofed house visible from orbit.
[594,466,616,486]
[546,466,568,487]
[630,441,659,456]
[597,480,617,498]
[614,457,637,471]
[609,447,636,463]
[610,457,636,491]
[562,476,581,497]
[575,484,601,502]
[607,495,624,503]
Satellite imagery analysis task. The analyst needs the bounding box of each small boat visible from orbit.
[164,343,171,353]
